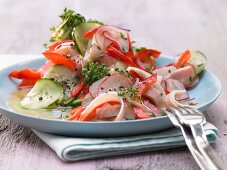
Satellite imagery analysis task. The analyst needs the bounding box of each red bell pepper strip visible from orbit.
[83,26,100,39]
[17,79,38,90]
[176,50,191,68]
[70,82,86,98]
[147,49,161,58]
[136,56,155,71]
[67,106,85,121]
[80,101,120,121]
[134,107,151,119]
[106,45,136,66]
[135,49,161,71]
[9,68,41,80]
[42,51,77,70]
[48,40,74,52]
[129,70,144,80]
[138,73,157,96]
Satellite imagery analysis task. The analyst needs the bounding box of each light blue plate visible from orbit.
[0,55,222,137]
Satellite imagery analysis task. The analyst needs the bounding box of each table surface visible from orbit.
[0,0,227,169]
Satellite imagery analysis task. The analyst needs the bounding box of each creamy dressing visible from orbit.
[7,90,69,120]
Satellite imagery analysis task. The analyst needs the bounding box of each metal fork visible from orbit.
[165,107,226,170]
[165,109,210,170]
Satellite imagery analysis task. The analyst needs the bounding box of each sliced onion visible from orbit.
[95,25,129,52]
[175,92,189,101]
[124,106,136,120]
[165,90,194,108]
[125,99,150,112]
[115,99,126,121]
[84,39,104,61]
[104,31,129,52]
[154,77,165,93]
[143,87,166,109]
[81,93,94,108]
[165,78,185,93]
[143,99,161,116]
[79,92,125,121]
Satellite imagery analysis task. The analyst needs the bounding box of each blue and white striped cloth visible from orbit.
[34,122,218,162]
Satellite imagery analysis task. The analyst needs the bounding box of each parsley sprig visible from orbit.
[50,8,86,42]
[82,61,110,86]
[118,87,140,101]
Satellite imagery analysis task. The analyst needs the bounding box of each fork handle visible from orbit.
[190,124,227,170]
[202,144,226,170]
[179,125,210,170]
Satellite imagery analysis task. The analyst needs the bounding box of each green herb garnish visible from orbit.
[120,32,127,40]
[127,103,134,108]
[114,68,130,77]
[131,40,136,44]
[49,8,86,43]
[118,87,140,100]
[146,65,152,72]
[134,47,146,53]
[82,60,110,86]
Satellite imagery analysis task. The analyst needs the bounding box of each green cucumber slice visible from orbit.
[188,50,207,75]
[61,97,81,107]
[72,21,101,55]
[43,64,77,98]
[20,78,64,109]
[43,64,77,84]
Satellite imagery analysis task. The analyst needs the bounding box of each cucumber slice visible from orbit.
[72,21,101,56]
[43,65,77,98]
[43,64,77,84]
[61,97,81,107]
[20,79,64,109]
[188,50,207,75]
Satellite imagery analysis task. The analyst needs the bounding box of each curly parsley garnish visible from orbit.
[82,60,110,86]
[50,8,86,43]
[118,87,140,101]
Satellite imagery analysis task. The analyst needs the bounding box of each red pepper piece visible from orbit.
[106,45,136,66]
[9,68,41,80]
[42,52,77,70]
[83,26,100,39]
[176,50,191,68]
[70,82,86,98]
[138,73,157,96]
